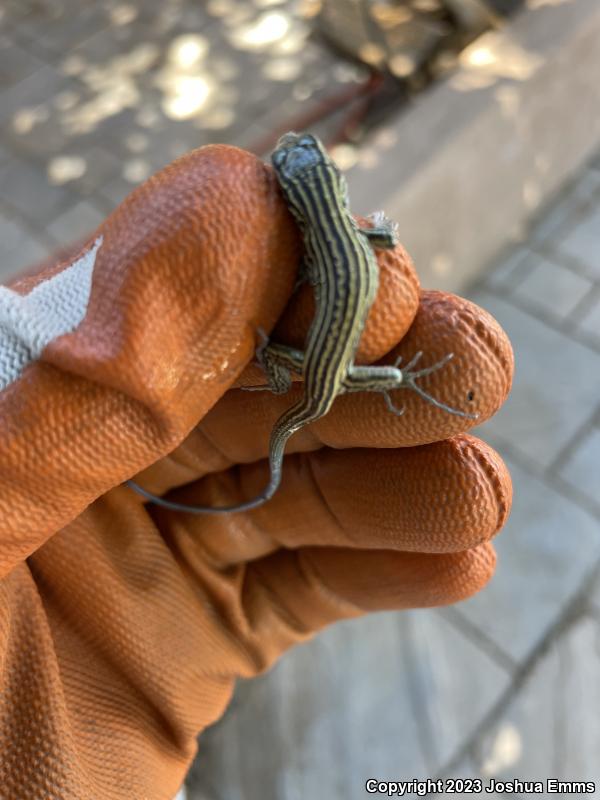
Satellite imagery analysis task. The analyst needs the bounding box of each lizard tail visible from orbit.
[125,477,274,515]
[126,404,318,515]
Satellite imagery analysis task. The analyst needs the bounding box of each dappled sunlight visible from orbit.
[207,0,253,25]
[388,53,417,78]
[124,132,149,154]
[194,107,236,129]
[135,105,161,129]
[527,0,571,7]
[161,80,213,120]
[6,0,456,192]
[356,146,381,170]
[358,43,387,67]
[431,253,453,276]
[494,85,521,118]
[270,26,310,55]
[53,91,80,112]
[60,43,160,134]
[168,34,210,68]
[297,0,322,16]
[5,0,363,185]
[452,33,544,91]
[108,4,138,26]
[371,126,399,151]
[228,11,293,49]
[370,3,413,27]
[412,0,442,10]
[47,155,87,185]
[13,106,50,135]
[156,69,214,120]
[481,723,522,776]
[122,159,152,183]
[522,179,541,210]
[1,0,542,196]
[262,57,303,81]
[329,143,359,170]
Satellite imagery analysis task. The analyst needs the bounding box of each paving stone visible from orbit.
[1,236,50,281]
[1,0,36,25]
[529,169,600,245]
[0,65,76,156]
[15,4,110,58]
[441,763,509,799]
[95,174,135,210]
[576,296,600,342]
[590,576,600,613]
[45,199,104,246]
[0,156,75,225]
[120,125,212,172]
[0,143,10,166]
[483,246,534,292]
[46,145,122,196]
[0,38,46,87]
[472,616,600,782]
[0,211,50,282]
[405,609,511,770]
[67,23,141,63]
[0,211,26,255]
[468,291,600,469]
[0,64,70,129]
[455,458,600,663]
[187,610,509,800]
[76,147,123,194]
[558,427,600,509]
[207,118,273,152]
[14,117,70,159]
[510,252,593,321]
[555,203,600,279]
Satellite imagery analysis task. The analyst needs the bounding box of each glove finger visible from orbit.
[131,289,512,504]
[129,434,511,568]
[0,147,421,577]
[160,541,496,680]
[243,541,497,656]
[228,289,513,445]
[0,145,301,576]
[264,221,421,365]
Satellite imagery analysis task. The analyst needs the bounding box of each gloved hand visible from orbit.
[0,144,513,800]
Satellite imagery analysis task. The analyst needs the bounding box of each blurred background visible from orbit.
[1,1,599,798]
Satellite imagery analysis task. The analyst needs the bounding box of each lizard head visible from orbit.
[270,132,349,220]
[271,132,328,180]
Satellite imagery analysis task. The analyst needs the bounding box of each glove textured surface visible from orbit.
[0,145,513,800]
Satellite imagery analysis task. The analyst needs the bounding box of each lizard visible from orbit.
[127,132,477,514]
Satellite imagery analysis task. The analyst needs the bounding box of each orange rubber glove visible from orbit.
[0,145,513,800]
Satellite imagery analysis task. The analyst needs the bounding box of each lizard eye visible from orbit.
[298,134,316,147]
[272,149,286,167]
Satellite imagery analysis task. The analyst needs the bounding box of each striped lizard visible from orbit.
[127,132,477,514]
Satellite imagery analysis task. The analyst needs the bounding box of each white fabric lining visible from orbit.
[0,236,102,391]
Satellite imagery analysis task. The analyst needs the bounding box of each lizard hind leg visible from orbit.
[400,352,479,419]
